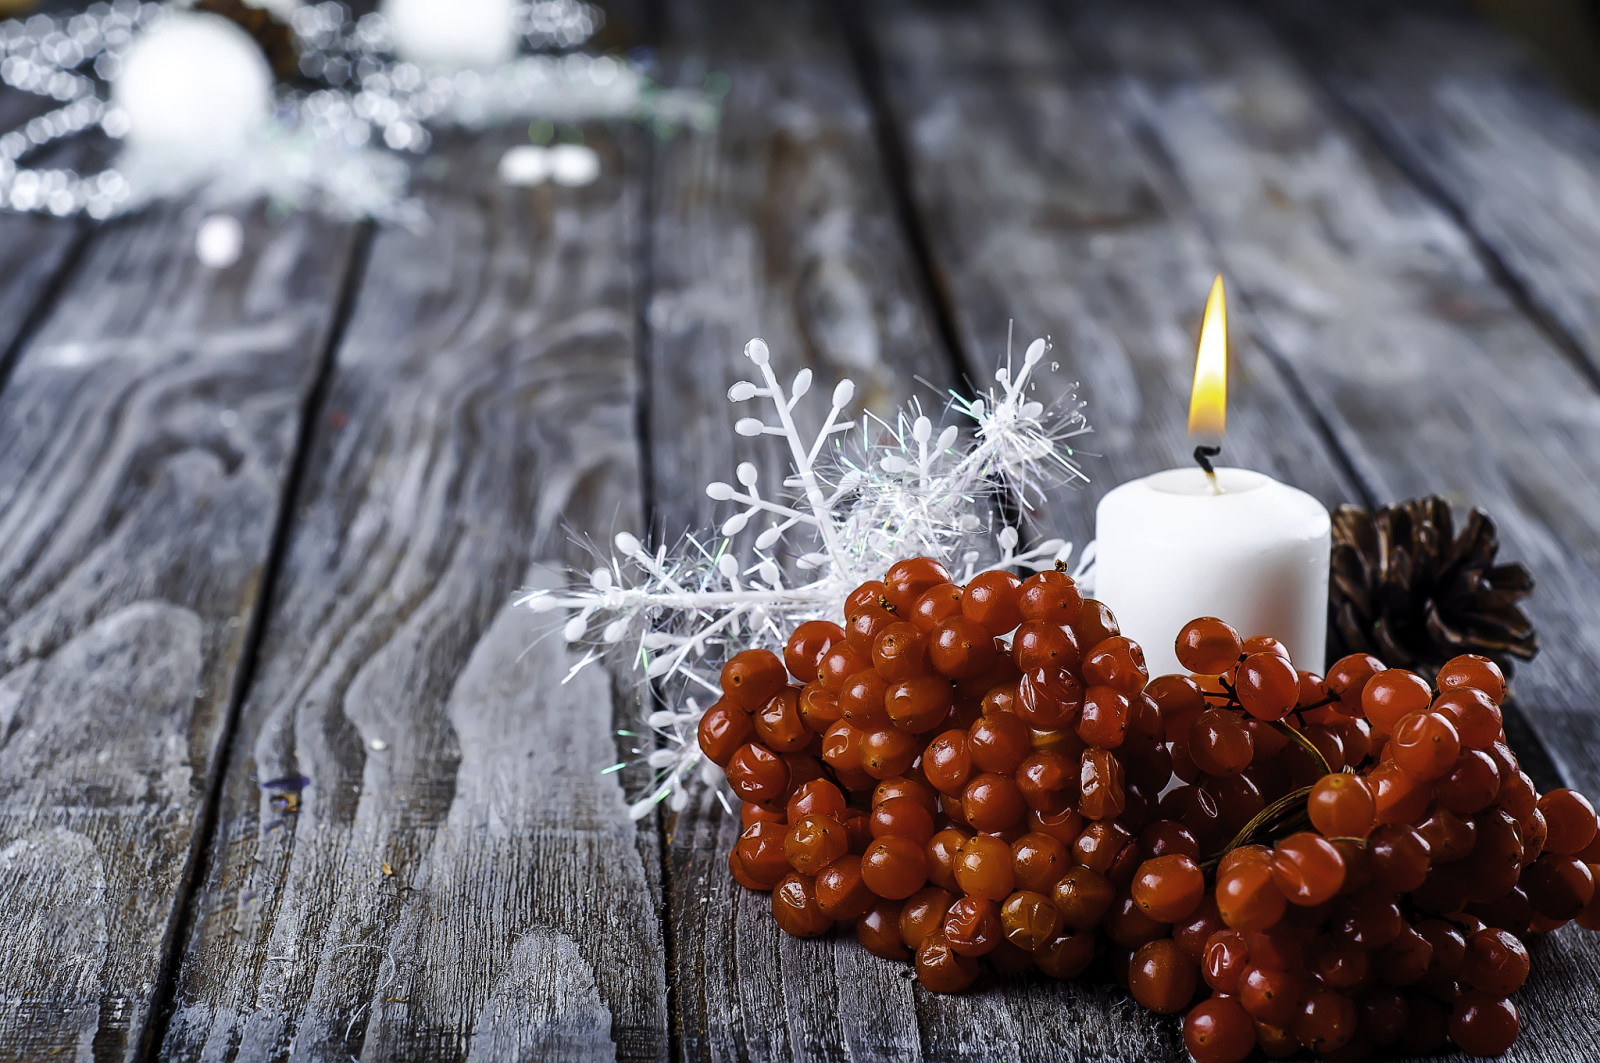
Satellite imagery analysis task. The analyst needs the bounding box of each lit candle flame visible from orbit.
[1188,274,1227,439]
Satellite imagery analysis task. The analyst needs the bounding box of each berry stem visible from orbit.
[1201,785,1315,872]
[1271,719,1333,777]
[1296,691,1339,713]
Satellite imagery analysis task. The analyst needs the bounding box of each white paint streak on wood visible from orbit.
[464,928,614,1063]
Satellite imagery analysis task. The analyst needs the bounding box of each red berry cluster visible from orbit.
[1159,619,1600,1061]
[698,557,1600,1061]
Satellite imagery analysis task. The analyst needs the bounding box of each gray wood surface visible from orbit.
[0,202,360,1061]
[856,0,1358,550]
[4,0,1600,1060]
[155,129,670,1063]
[1272,0,1600,388]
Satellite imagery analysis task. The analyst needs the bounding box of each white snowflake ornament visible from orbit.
[521,336,1095,817]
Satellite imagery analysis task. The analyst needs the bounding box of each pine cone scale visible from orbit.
[1328,497,1538,678]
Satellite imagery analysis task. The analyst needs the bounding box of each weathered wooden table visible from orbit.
[4,0,1600,1059]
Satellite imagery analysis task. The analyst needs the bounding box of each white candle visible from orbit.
[1094,467,1330,678]
[1091,275,1331,678]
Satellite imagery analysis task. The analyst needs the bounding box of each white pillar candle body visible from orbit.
[1094,467,1331,679]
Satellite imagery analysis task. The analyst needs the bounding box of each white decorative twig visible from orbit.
[520,335,1094,817]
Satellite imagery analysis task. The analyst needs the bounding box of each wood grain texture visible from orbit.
[156,128,670,1063]
[857,0,1357,556]
[1271,0,1600,387]
[1062,1,1600,1056]
[0,199,360,1062]
[9,3,1600,1063]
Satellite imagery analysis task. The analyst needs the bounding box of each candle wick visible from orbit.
[1193,444,1223,494]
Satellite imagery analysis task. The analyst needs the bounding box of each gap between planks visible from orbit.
[1247,0,1600,438]
[137,221,380,1063]
[827,0,975,398]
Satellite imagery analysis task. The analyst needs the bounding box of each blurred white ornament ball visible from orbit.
[195,214,244,268]
[549,144,600,187]
[381,0,520,70]
[112,13,273,160]
[498,145,551,187]
[497,144,601,188]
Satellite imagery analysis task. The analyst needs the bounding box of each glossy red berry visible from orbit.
[961,569,1024,636]
[1175,617,1242,675]
[721,649,789,710]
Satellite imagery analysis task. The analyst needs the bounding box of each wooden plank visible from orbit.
[854,0,1357,553]
[0,198,360,1060]
[1270,0,1600,388]
[0,210,82,371]
[1057,2,1600,1058]
[643,0,975,1058]
[155,127,670,1063]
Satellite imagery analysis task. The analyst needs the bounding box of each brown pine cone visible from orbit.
[196,0,301,84]
[1328,496,1538,679]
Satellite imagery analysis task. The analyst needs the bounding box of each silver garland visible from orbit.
[0,0,714,221]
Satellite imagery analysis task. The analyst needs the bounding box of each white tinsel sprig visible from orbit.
[520,335,1095,818]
